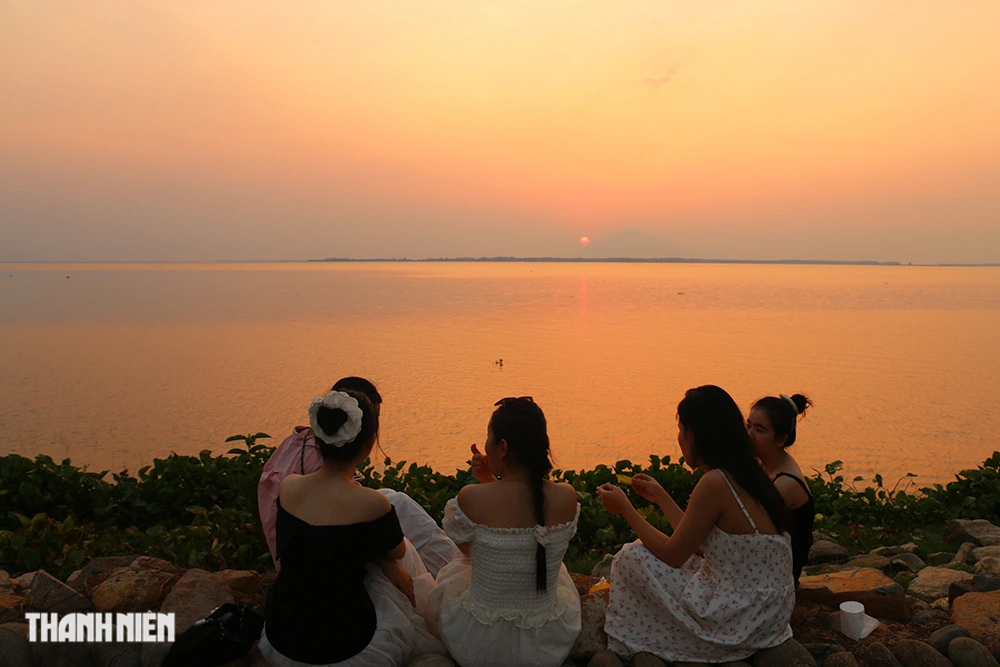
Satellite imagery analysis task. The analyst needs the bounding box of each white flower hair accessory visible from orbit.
[309,391,364,447]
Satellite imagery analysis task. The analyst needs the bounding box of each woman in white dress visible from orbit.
[427,396,582,667]
[598,385,795,664]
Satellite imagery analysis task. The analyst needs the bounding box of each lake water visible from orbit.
[2,262,998,487]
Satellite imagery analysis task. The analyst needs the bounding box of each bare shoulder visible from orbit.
[694,469,727,493]
[546,481,579,523]
[279,473,305,499]
[456,484,489,522]
[355,486,393,518]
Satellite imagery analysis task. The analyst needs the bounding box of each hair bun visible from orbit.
[316,405,349,436]
[790,393,811,416]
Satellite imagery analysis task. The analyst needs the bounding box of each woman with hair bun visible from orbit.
[748,393,815,584]
[598,385,795,664]
[427,397,582,667]
[259,389,446,667]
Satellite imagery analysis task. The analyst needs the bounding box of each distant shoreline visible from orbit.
[4,258,999,267]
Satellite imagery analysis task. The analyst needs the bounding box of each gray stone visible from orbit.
[804,643,847,663]
[811,540,850,564]
[860,642,903,667]
[66,556,133,594]
[928,552,955,566]
[409,656,457,667]
[929,624,971,655]
[908,567,975,602]
[972,575,1000,593]
[29,569,93,614]
[91,642,142,667]
[586,650,623,667]
[753,638,818,667]
[974,557,1000,577]
[825,654,861,667]
[632,652,668,667]
[951,580,979,604]
[0,623,32,667]
[946,521,1000,547]
[91,566,181,613]
[14,571,37,595]
[590,553,614,579]
[909,610,936,623]
[889,553,926,573]
[870,543,918,557]
[891,639,953,667]
[972,547,1000,562]
[947,637,1000,667]
[814,531,837,543]
[571,589,610,660]
[956,543,980,564]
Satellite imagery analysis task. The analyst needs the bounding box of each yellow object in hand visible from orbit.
[616,474,633,486]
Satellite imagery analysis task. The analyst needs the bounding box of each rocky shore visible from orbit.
[2,518,999,667]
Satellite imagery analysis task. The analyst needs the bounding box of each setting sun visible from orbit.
[580,237,590,246]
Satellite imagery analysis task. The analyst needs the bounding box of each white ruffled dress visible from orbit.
[427,498,582,667]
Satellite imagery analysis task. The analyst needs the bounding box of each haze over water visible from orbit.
[2,262,998,487]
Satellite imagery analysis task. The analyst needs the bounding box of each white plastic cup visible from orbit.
[839,601,865,640]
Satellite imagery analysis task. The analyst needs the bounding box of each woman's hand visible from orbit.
[469,444,495,484]
[597,483,634,515]
[376,557,415,607]
[631,474,670,505]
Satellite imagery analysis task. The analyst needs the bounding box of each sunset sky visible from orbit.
[2,1,999,263]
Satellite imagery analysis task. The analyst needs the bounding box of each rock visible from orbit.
[957,543,980,564]
[632,652,669,667]
[847,555,892,571]
[973,575,1000,593]
[908,567,975,602]
[29,570,93,614]
[797,568,908,621]
[825,611,842,631]
[140,569,235,667]
[586,650,623,667]
[929,625,971,655]
[91,566,181,613]
[928,552,956,566]
[14,571,37,594]
[570,571,601,596]
[91,642,142,667]
[811,541,850,564]
[815,532,837,543]
[931,598,950,610]
[66,556,133,593]
[906,596,930,612]
[0,593,27,624]
[871,544,918,557]
[590,553,614,579]
[410,656,457,667]
[674,663,711,667]
[952,590,1000,644]
[891,639,953,667]
[972,547,1000,563]
[32,636,99,667]
[947,637,1000,667]
[825,654,860,667]
[889,553,925,574]
[219,570,263,597]
[860,642,903,667]
[0,570,11,595]
[909,610,936,623]
[753,638,818,666]
[804,643,847,663]
[975,558,1000,577]
[0,623,32,667]
[570,589,610,660]
[946,521,1000,547]
[952,580,979,604]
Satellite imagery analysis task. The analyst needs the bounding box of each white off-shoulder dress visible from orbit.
[604,472,795,663]
[427,498,582,667]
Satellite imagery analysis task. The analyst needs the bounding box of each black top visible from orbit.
[775,472,814,585]
[264,499,404,664]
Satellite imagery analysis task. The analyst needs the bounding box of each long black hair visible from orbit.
[677,385,789,533]
[751,394,811,448]
[489,397,553,592]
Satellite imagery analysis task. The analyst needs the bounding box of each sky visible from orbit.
[2,1,999,263]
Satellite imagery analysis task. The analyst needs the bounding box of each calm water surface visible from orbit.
[2,262,998,487]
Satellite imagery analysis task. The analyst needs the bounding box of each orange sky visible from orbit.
[2,1,999,262]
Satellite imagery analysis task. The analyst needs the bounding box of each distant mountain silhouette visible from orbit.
[575,228,685,258]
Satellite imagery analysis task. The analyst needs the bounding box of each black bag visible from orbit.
[162,603,265,667]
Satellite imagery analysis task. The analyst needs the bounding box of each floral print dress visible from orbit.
[604,472,795,663]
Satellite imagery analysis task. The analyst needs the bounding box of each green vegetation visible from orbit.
[1,436,998,580]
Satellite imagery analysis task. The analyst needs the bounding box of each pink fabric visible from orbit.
[258,426,324,570]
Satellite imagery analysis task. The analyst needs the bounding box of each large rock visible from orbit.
[859,642,903,667]
[810,541,850,564]
[908,567,975,603]
[975,557,1000,577]
[91,566,181,613]
[928,552,956,566]
[871,544,918,557]
[889,553,925,574]
[825,654,860,667]
[891,640,953,667]
[973,575,1000,593]
[13,571,37,594]
[29,569,93,614]
[0,593,27,624]
[956,543,980,564]
[218,570,263,597]
[753,638,818,666]
[952,590,1000,644]
[0,570,12,595]
[590,553,614,579]
[972,547,1000,563]
[0,623,32,667]
[846,555,892,571]
[140,569,235,667]
[946,521,1000,547]
[947,637,1000,667]
[571,589,610,660]
[66,556,133,593]
[929,624,971,655]
[797,568,908,621]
